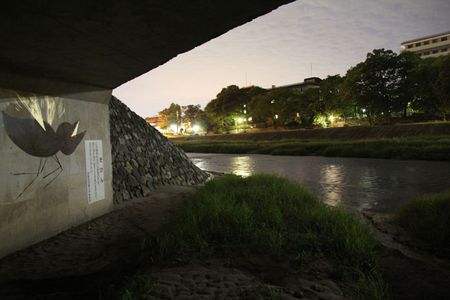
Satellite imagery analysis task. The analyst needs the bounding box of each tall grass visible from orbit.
[395,191,450,250]
[175,135,450,161]
[145,174,387,299]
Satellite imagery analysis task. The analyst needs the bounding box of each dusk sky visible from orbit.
[113,0,450,118]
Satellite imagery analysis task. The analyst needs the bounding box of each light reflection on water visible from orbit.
[320,165,343,207]
[188,153,450,213]
[231,156,253,177]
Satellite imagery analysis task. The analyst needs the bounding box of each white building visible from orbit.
[401,31,450,58]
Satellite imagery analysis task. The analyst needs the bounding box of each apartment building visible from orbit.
[401,31,450,58]
[272,77,322,92]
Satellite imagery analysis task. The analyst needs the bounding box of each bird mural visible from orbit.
[2,96,86,199]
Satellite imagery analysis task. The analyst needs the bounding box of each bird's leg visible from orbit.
[43,155,62,179]
[15,158,45,200]
[11,159,43,176]
[43,155,63,189]
[40,158,47,174]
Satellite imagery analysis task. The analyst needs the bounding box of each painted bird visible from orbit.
[2,104,86,199]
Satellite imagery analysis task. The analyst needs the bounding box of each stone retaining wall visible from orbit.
[109,96,208,203]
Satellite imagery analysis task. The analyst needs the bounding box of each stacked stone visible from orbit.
[109,96,209,204]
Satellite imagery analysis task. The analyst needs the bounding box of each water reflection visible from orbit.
[320,165,343,207]
[188,153,450,213]
[231,156,253,177]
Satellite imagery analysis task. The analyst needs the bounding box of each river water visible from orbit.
[187,153,450,213]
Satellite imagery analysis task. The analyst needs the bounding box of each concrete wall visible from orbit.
[0,87,113,258]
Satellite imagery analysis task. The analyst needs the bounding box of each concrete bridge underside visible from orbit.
[0,0,292,258]
[0,0,292,93]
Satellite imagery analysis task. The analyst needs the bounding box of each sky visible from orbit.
[113,0,450,118]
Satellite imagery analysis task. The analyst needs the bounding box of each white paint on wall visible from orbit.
[85,140,105,204]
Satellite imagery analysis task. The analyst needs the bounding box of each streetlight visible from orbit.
[192,124,200,134]
[170,123,177,134]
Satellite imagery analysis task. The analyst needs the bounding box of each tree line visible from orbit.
[158,48,450,133]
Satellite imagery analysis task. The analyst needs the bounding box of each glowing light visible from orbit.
[170,123,177,133]
[274,114,279,119]
[362,108,366,113]
[248,117,253,122]
[236,117,244,124]
[328,114,335,123]
[192,124,200,133]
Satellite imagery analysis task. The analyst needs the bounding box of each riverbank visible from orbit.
[115,174,386,299]
[173,122,450,141]
[1,176,449,300]
[171,122,450,161]
[174,135,450,161]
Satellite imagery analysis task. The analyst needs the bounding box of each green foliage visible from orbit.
[434,55,450,120]
[158,102,182,129]
[162,47,450,132]
[182,104,201,124]
[205,85,263,132]
[343,49,403,124]
[353,272,391,300]
[395,191,450,249]
[145,174,384,299]
[175,135,450,161]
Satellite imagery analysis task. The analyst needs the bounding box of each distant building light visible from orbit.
[248,117,253,122]
[243,109,247,114]
[274,114,279,120]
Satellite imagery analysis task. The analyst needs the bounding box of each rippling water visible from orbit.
[188,153,450,212]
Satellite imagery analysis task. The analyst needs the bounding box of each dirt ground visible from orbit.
[1,186,449,300]
[0,186,195,299]
[363,211,450,300]
[0,184,346,300]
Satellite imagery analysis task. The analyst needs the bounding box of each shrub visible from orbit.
[395,191,450,249]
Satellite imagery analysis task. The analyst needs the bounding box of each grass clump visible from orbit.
[395,191,450,250]
[147,174,387,299]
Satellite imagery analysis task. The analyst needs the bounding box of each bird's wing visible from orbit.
[2,111,59,157]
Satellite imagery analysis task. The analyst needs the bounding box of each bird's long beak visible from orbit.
[71,121,79,137]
